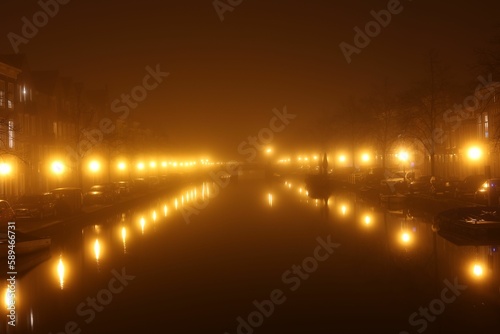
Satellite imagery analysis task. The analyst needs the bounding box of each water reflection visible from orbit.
[57,256,65,290]
[268,193,273,207]
[121,227,127,254]
[285,177,500,306]
[6,179,500,333]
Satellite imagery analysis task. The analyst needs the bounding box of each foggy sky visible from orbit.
[0,0,499,159]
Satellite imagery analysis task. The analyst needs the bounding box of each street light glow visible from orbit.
[51,161,64,174]
[89,160,100,172]
[467,147,482,160]
[0,163,11,175]
[398,151,409,162]
[117,162,126,170]
[361,153,370,162]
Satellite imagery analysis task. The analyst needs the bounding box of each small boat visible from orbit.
[434,206,500,241]
[379,193,407,204]
[0,231,51,257]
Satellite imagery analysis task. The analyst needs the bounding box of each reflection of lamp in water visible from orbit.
[472,263,484,277]
[174,198,178,210]
[94,239,101,261]
[58,255,65,290]
[5,285,13,310]
[121,227,127,254]
[363,215,372,226]
[401,232,411,243]
[140,217,146,234]
[164,204,168,217]
[152,210,157,222]
[471,247,485,279]
[268,193,273,207]
[340,204,347,216]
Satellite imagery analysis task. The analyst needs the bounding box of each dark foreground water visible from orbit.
[2,175,500,334]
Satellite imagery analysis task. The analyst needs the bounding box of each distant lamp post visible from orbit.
[89,160,100,185]
[0,163,11,198]
[117,162,126,171]
[467,146,482,161]
[52,161,64,175]
[398,151,409,174]
[51,161,64,188]
[467,146,483,176]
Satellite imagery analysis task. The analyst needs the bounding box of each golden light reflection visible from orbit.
[164,204,168,217]
[5,285,13,310]
[140,217,146,235]
[94,239,101,261]
[121,227,127,254]
[175,198,178,210]
[152,210,157,222]
[58,256,65,290]
[288,183,292,189]
[340,205,347,216]
[268,193,273,207]
[363,215,372,226]
[182,195,185,205]
[400,232,411,244]
[299,188,303,194]
[473,264,484,277]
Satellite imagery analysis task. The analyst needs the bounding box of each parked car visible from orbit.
[454,175,487,199]
[84,184,118,205]
[51,187,83,216]
[0,200,16,225]
[13,193,56,220]
[114,181,131,196]
[474,178,500,204]
[131,178,148,193]
[408,175,445,195]
[443,177,461,197]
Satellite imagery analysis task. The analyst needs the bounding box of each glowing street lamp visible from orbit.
[338,155,346,163]
[467,146,482,161]
[0,163,11,175]
[51,161,64,175]
[89,160,100,173]
[398,151,409,174]
[0,163,11,198]
[361,153,370,163]
[117,162,126,171]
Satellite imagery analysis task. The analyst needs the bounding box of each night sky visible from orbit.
[1,0,499,159]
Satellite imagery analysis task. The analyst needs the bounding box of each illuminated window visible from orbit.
[485,114,489,139]
[8,120,14,149]
[0,81,4,108]
[7,83,14,109]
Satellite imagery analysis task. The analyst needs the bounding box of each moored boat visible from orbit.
[434,206,500,241]
[0,231,51,257]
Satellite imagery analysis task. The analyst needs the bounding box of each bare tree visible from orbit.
[399,50,454,176]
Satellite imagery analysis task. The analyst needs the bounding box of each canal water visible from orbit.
[2,174,500,333]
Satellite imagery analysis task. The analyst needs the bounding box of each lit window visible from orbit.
[8,120,14,149]
[7,83,14,109]
[485,114,489,139]
[0,81,4,108]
